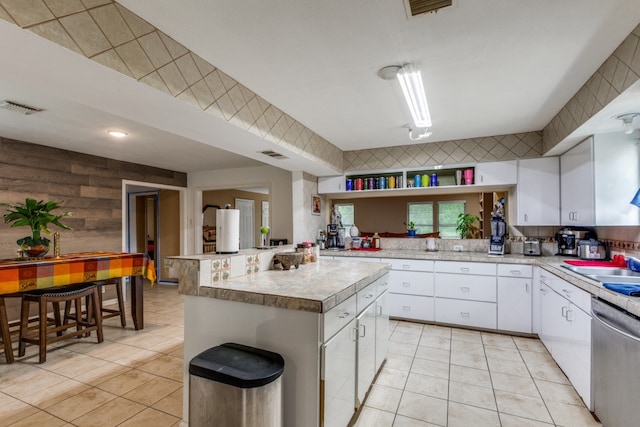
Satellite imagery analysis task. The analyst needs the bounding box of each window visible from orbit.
[334,203,354,228]
[438,200,466,238]
[407,202,434,234]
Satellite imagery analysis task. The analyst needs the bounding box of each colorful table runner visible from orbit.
[0,252,156,294]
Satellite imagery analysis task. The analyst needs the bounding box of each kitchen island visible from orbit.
[166,252,390,427]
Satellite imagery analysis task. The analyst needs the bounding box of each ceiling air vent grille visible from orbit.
[407,0,452,16]
[0,100,43,115]
[259,150,289,160]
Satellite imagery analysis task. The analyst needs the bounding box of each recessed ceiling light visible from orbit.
[107,130,128,138]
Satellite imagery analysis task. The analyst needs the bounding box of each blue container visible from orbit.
[430,173,438,187]
[414,174,421,187]
[346,179,353,191]
[378,176,386,189]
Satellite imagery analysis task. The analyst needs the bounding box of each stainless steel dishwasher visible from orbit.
[591,297,640,427]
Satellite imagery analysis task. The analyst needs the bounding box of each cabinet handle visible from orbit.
[402,282,411,288]
[460,312,470,318]
[339,312,350,319]
[376,305,382,316]
[364,294,374,299]
[402,264,411,270]
[524,213,528,222]
[359,324,366,338]
[561,306,568,318]
[526,282,530,293]
[566,309,573,322]
[402,305,411,311]
[562,289,571,297]
[510,270,521,275]
[460,286,470,292]
[460,267,470,273]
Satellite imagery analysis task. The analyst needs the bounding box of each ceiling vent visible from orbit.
[0,100,43,115]
[406,0,453,17]
[259,150,289,160]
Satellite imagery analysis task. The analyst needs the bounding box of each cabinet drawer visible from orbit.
[324,294,357,341]
[435,299,497,329]
[435,274,496,302]
[382,258,434,272]
[357,284,377,312]
[389,270,434,296]
[388,294,434,321]
[435,261,496,276]
[539,271,591,313]
[497,264,533,278]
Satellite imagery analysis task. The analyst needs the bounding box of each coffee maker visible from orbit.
[556,227,596,256]
[326,224,338,249]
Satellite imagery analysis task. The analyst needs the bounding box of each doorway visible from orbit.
[235,198,255,249]
[124,182,186,284]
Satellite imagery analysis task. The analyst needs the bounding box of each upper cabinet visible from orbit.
[560,134,640,226]
[560,137,595,226]
[475,160,517,186]
[516,157,560,226]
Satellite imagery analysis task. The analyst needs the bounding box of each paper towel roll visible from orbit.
[216,209,240,253]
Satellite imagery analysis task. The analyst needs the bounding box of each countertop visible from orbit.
[323,248,640,318]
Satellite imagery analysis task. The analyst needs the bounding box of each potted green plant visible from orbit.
[455,213,480,239]
[2,198,73,257]
[406,221,416,237]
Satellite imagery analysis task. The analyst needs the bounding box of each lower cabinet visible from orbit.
[539,278,592,410]
[434,298,497,329]
[322,318,357,427]
[321,275,389,426]
[385,258,435,321]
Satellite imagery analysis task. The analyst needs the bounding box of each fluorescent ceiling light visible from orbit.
[107,130,128,138]
[397,65,432,128]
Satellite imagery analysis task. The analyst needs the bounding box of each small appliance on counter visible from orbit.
[326,224,339,249]
[555,227,597,256]
[577,239,609,260]
[488,198,507,256]
[523,239,542,256]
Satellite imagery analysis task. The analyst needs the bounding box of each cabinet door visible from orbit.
[318,176,344,193]
[322,319,356,427]
[517,157,560,225]
[564,303,592,409]
[539,283,567,356]
[475,160,518,185]
[356,305,376,407]
[497,277,532,333]
[560,137,594,225]
[375,292,389,373]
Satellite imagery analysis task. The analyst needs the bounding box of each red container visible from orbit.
[355,178,363,190]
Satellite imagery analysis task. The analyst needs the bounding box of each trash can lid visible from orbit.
[189,343,285,388]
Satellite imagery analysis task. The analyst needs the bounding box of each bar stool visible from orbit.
[19,283,103,363]
[96,279,126,328]
[0,297,14,363]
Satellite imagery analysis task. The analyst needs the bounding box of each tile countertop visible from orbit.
[169,254,390,314]
[324,249,640,318]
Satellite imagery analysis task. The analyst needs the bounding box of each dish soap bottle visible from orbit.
[373,232,381,249]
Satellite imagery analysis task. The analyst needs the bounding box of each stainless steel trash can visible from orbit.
[189,342,285,427]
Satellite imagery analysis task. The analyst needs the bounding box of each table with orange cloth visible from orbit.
[0,252,156,331]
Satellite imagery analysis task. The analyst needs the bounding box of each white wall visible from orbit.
[188,165,294,254]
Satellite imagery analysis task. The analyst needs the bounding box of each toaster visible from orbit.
[523,239,542,256]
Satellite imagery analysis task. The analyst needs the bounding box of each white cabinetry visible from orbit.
[384,258,434,321]
[318,176,344,193]
[497,264,533,333]
[322,273,390,424]
[516,157,560,226]
[322,317,357,427]
[475,160,518,185]
[538,271,592,409]
[434,261,497,329]
[560,137,594,226]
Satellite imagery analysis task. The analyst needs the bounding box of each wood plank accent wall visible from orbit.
[0,137,187,259]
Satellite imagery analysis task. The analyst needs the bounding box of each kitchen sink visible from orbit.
[561,265,640,284]
[589,275,640,284]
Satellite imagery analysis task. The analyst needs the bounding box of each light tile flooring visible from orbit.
[0,285,600,427]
